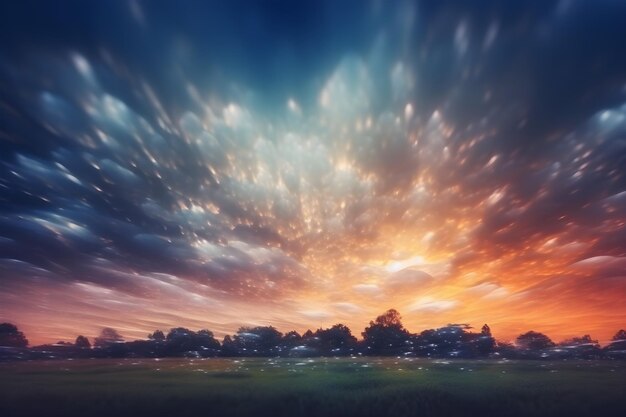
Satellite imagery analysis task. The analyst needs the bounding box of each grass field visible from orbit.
[0,358,624,417]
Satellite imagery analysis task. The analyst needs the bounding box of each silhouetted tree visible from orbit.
[280,330,303,352]
[220,335,238,356]
[314,324,357,355]
[495,340,517,358]
[606,329,626,353]
[28,340,77,360]
[411,323,495,358]
[75,335,91,349]
[559,335,598,347]
[148,330,165,342]
[163,327,219,356]
[374,309,404,327]
[281,330,319,356]
[362,309,410,355]
[0,323,28,348]
[123,339,159,358]
[612,329,626,341]
[294,329,321,356]
[233,326,283,356]
[516,331,555,350]
[94,327,124,347]
[196,329,220,354]
[469,324,496,356]
[283,330,302,345]
[93,328,125,357]
[7,313,626,361]
[557,335,600,358]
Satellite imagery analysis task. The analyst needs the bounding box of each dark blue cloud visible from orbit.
[0,0,624,302]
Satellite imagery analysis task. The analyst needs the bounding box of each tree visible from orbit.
[414,324,485,357]
[315,324,357,355]
[283,330,302,344]
[559,335,598,347]
[148,330,165,342]
[557,335,600,358]
[280,330,303,353]
[165,327,198,355]
[94,327,124,347]
[468,325,496,356]
[496,340,517,357]
[362,309,410,355]
[166,327,193,341]
[515,331,554,350]
[220,335,238,356]
[612,329,626,342]
[196,329,220,353]
[0,323,28,348]
[92,327,125,357]
[606,329,626,352]
[373,309,404,327]
[164,328,220,356]
[75,335,91,349]
[233,326,283,356]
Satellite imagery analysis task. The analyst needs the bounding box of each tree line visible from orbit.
[1,310,625,360]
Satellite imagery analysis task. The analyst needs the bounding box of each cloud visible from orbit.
[0,0,625,344]
[332,302,363,314]
[352,284,382,296]
[385,268,433,289]
[409,298,458,314]
[569,256,626,276]
[466,282,509,300]
[299,310,333,321]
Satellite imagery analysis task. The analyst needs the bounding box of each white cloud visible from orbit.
[409,297,457,313]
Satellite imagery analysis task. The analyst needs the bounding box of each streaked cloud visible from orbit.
[0,0,624,344]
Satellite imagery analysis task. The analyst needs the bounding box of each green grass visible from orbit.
[0,358,624,417]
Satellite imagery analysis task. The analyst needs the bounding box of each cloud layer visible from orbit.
[0,0,625,344]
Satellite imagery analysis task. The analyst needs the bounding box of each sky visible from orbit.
[0,0,625,346]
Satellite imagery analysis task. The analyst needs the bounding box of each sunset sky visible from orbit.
[1,0,625,346]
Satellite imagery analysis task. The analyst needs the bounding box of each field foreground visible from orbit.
[0,358,624,417]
